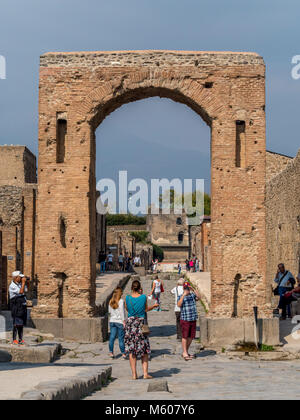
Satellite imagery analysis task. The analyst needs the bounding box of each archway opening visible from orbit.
[94,94,211,283]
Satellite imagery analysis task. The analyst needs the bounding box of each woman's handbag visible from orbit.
[161,282,164,293]
[142,320,150,336]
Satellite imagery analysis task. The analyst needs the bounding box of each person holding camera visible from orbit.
[177,281,200,361]
[9,271,29,345]
[274,263,295,319]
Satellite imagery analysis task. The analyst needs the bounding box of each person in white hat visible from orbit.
[9,271,28,345]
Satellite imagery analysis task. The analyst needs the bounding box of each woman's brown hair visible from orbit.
[109,287,123,310]
[131,280,141,292]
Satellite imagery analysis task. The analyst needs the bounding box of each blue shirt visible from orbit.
[274,271,295,288]
[126,294,147,319]
[178,293,198,322]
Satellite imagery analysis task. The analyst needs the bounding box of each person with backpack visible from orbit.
[149,275,164,311]
[9,271,28,345]
[124,280,158,380]
[108,287,127,359]
[274,263,295,319]
[171,278,184,340]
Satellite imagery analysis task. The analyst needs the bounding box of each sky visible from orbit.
[1,0,300,198]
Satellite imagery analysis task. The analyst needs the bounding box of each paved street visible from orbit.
[80,276,300,400]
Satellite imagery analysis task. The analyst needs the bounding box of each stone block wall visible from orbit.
[0,146,37,306]
[0,146,36,186]
[266,150,293,182]
[266,150,300,304]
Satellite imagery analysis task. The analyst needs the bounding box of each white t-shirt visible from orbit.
[153,279,161,294]
[108,299,126,324]
[171,285,184,312]
[118,255,124,263]
[9,281,27,300]
[108,253,113,262]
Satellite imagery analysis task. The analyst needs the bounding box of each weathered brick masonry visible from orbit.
[266,150,300,304]
[34,50,268,319]
[0,146,37,307]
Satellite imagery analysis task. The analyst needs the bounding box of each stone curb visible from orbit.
[19,366,112,400]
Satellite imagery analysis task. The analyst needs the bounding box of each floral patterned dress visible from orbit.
[125,295,151,357]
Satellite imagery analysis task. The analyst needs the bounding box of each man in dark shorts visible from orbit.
[177,281,200,360]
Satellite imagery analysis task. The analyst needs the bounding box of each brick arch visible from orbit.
[74,73,229,129]
[34,51,269,330]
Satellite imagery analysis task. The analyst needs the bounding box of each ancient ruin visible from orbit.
[30,50,269,339]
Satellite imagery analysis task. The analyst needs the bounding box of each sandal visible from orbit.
[182,354,192,361]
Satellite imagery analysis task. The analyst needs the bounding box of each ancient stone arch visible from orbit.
[33,51,269,331]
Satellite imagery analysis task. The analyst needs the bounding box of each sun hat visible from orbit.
[12,271,24,278]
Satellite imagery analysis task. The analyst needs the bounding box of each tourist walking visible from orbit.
[125,280,158,380]
[177,281,200,360]
[171,278,184,340]
[108,287,126,359]
[189,259,194,272]
[98,251,106,274]
[178,262,182,275]
[274,263,295,318]
[185,259,190,272]
[150,276,164,311]
[107,252,114,271]
[195,258,199,272]
[9,271,28,345]
[118,253,124,271]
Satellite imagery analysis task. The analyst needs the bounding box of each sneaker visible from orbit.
[12,340,18,345]
[18,340,25,346]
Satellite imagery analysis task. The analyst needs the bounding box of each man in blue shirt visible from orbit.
[274,263,295,319]
[177,281,200,360]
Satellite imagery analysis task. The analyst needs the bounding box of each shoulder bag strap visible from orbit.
[278,271,289,287]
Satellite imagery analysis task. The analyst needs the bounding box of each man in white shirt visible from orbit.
[134,256,141,267]
[171,278,184,340]
[118,253,124,271]
[9,271,28,345]
[107,253,114,271]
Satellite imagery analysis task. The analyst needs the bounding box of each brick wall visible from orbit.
[266,149,300,304]
[35,50,268,319]
[0,146,36,186]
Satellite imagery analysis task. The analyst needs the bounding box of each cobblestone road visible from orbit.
[77,276,300,400]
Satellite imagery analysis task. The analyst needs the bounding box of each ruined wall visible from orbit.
[266,150,300,304]
[107,224,147,258]
[0,146,37,186]
[266,150,293,182]
[0,147,37,306]
[35,50,267,319]
[147,213,190,261]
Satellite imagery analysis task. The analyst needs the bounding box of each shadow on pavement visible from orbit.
[149,325,176,337]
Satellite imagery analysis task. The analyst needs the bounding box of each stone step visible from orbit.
[0,342,62,363]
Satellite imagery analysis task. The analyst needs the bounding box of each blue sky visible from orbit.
[1,0,300,193]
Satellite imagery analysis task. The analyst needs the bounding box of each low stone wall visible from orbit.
[200,318,280,347]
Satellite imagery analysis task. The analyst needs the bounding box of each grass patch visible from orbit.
[236,343,275,352]
[260,344,274,352]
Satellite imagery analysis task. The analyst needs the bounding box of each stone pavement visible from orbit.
[80,276,300,400]
[0,362,107,400]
